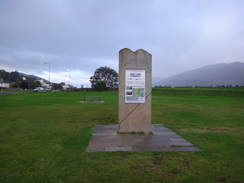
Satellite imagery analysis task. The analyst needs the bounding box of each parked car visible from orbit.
[33,87,44,92]
[46,87,52,92]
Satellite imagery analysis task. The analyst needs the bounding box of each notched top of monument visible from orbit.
[119,48,152,56]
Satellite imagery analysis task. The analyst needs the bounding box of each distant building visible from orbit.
[60,82,69,90]
[0,83,10,88]
[37,79,50,88]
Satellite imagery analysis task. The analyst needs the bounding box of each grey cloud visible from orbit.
[0,0,243,84]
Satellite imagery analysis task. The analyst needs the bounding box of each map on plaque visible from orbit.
[125,69,145,103]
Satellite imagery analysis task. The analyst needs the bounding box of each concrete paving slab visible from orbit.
[86,124,200,152]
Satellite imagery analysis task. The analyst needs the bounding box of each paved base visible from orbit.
[86,124,200,152]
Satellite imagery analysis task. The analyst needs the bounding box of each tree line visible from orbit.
[1,66,118,90]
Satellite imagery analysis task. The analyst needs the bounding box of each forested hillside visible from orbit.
[0,69,41,89]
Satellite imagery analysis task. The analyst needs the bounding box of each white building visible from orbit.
[60,82,69,90]
[37,79,50,88]
[0,83,10,88]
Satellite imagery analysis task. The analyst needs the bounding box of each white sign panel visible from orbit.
[125,69,145,103]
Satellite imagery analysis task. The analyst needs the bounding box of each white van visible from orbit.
[33,87,44,92]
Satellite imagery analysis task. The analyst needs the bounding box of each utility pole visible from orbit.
[44,62,50,88]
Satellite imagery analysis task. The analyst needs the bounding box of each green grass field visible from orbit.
[0,88,243,182]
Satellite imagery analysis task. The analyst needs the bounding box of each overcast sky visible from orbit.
[0,0,243,87]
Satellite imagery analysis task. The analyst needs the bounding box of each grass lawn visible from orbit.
[0,88,243,182]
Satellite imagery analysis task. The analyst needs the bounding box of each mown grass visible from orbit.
[0,88,243,182]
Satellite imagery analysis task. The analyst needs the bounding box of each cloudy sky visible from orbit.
[0,0,243,87]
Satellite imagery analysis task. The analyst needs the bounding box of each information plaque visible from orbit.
[125,69,145,103]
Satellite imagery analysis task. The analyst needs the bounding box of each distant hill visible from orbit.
[156,62,244,87]
[0,69,49,84]
[152,77,164,86]
[19,72,47,82]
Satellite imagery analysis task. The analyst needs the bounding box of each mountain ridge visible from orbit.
[155,62,244,87]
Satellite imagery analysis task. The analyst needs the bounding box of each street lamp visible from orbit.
[0,78,3,94]
[44,62,50,88]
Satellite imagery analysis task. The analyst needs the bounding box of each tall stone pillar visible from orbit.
[118,48,152,133]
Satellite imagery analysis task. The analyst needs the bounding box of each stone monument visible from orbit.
[118,48,152,133]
